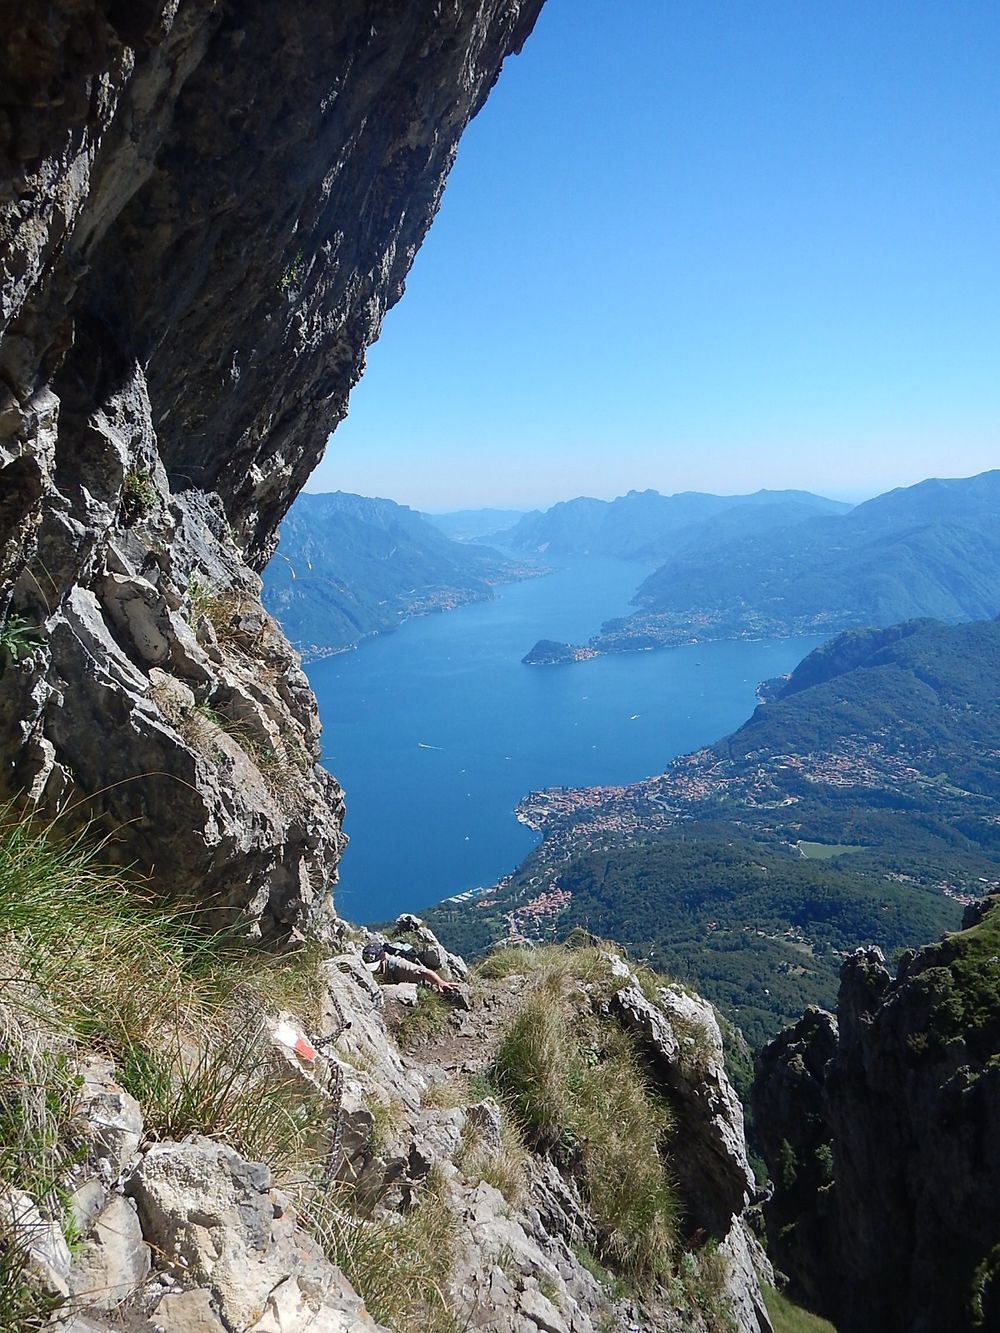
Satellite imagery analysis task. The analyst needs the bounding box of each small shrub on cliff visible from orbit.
[0,612,45,674]
[121,466,157,520]
[670,1245,737,1333]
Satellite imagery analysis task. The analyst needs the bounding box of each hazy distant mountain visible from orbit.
[422,507,530,542]
[262,492,528,658]
[494,487,851,562]
[592,470,1000,650]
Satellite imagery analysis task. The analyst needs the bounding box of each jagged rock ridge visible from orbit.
[753,896,1000,1333]
[0,0,544,938]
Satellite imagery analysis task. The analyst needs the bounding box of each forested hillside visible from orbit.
[593,471,1000,651]
[428,614,1000,1046]
[263,491,533,656]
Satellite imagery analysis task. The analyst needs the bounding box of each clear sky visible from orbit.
[307,0,1000,512]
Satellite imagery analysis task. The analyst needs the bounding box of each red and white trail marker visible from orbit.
[273,1019,317,1064]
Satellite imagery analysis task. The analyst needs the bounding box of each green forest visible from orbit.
[426,612,1000,1049]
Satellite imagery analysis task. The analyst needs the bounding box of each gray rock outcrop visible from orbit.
[608,971,771,1333]
[0,0,544,938]
[752,898,1000,1332]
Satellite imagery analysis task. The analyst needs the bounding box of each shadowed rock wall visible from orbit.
[0,0,543,938]
[753,899,1000,1332]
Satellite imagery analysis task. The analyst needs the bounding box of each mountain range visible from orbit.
[262,491,532,657]
[422,507,528,542]
[596,469,1000,650]
[489,486,850,562]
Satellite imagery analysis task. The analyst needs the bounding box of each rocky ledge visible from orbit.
[7,920,774,1333]
[0,0,543,938]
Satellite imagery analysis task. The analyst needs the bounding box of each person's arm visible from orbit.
[420,966,458,995]
[384,953,457,992]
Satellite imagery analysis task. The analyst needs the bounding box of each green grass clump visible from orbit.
[305,1167,461,1333]
[389,988,451,1050]
[116,1009,328,1176]
[487,953,677,1286]
[571,1242,628,1301]
[475,941,617,992]
[903,900,1000,1057]
[763,1284,839,1332]
[0,803,335,1279]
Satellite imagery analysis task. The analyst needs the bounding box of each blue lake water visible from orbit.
[305,558,824,924]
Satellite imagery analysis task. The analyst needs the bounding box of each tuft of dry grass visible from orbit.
[304,1167,462,1333]
[455,1100,529,1206]
[487,950,679,1288]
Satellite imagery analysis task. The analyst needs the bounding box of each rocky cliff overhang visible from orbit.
[0,0,544,939]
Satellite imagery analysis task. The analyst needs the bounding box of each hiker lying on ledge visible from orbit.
[362,940,459,996]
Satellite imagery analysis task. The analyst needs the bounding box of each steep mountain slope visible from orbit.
[0,0,544,938]
[262,492,527,657]
[495,488,849,562]
[714,615,1000,797]
[0,800,775,1333]
[595,470,1000,651]
[753,895,1000,1332]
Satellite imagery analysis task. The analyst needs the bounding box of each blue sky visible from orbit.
[307,0,1000,512]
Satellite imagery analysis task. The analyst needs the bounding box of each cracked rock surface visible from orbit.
[0,0,543,937]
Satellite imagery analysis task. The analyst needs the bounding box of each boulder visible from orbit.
[69,1194,151,1310]
[151,1286,227,1332]
[125,1136,388,1332]
[0,1185,72,1299]
[126,1139,276,1329]
[608,979,755,1231]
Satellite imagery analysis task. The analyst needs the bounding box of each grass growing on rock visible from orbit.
[388,987,451,1050]
[0,801,332,1194]
[762,1284,839,1332]
[903,898,1000,1059]
[0,799,471,1330]
[455,1098,530,1205]
[306,1167,461,1333]
[484,946,679,1286]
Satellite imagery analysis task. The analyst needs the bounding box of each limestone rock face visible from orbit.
[608,973,771,1333]
[753,903,1000,1332]
[0,0,544,936]
[68,1194,151,1311]
[126,1136,389,1332]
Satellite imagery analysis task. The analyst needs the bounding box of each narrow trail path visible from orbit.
[399,973,530,1083]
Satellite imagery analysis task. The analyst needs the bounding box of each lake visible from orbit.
[305,558,824,923]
